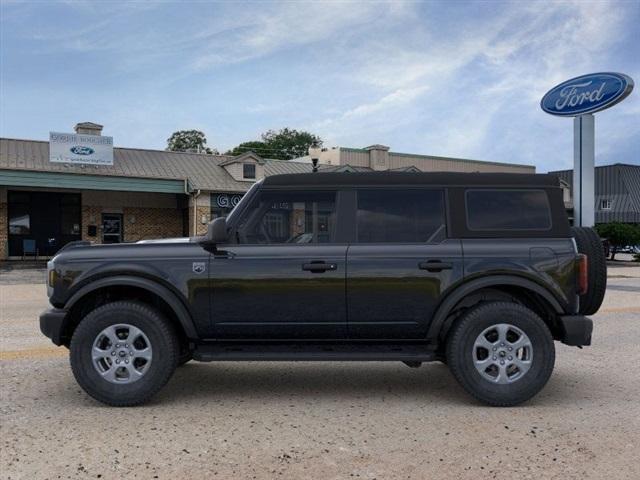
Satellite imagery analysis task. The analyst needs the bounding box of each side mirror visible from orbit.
[206,217,228,244]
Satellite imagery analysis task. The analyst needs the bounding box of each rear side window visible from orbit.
[466,189,551,230]
[356,189,445,243]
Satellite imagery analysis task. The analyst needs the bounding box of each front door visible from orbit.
[102,213,123,244]
[346,188,464,339]
[210,189,347,339]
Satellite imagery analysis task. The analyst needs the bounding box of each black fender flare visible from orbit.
[426,275,565,343]
[65,275,198,339]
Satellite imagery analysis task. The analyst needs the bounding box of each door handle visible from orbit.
[302,262,337,273]
[418,261,453,272]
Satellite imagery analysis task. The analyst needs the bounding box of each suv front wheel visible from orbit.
[70,301,179,406]
[446,302,555,407]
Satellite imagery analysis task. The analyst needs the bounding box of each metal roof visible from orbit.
[0,137,314,193]
[550,164,640,223]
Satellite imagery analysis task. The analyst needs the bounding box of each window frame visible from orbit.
[242,163,256,180]
[600,198,612,210]
[464,188,552,232]
[231,188,341,245]
[353,187,447,245]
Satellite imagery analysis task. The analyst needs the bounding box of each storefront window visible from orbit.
[210,193,244,219]
[8,192,30,234]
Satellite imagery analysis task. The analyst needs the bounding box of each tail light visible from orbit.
[577,254,588,295]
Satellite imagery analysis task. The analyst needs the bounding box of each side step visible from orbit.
[192,342,437,362]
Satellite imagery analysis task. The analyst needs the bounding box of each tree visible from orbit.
[226,128,322,160]
[225,141,268,157]
[595,222,640,260]
[167,130,217,154]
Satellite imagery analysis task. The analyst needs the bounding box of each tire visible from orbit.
[572,226,607,315]
[446,302,555,407]
[70,301,179,407]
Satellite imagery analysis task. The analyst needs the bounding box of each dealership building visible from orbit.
[0,122,535,260]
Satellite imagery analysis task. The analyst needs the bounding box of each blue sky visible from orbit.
[1,0,638,171]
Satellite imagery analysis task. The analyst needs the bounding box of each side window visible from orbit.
[236,191,336,244]
[356,189,445,243]
[466,189,551,230]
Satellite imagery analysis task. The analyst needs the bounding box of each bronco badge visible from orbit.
[192,262,206,274]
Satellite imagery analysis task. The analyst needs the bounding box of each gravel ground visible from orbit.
[1,264,639,479]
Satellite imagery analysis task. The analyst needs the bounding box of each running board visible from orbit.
[192,342,437,362]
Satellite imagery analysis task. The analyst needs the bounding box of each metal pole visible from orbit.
[573,114,595,226]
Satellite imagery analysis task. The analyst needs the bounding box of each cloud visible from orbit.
[1,0,637,168]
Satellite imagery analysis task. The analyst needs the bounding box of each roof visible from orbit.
[550,163,640,223]
[339,147,536,169]
[262,171,561,187]
[0,137,311,193]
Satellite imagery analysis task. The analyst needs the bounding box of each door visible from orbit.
[102,213,123,244]
[210,189,347,339]
[346,188,464,339]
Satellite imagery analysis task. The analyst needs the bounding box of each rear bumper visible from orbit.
[39,308,68,346]
[558,315,593,346]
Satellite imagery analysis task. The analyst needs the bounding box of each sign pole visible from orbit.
[573,114,595,227]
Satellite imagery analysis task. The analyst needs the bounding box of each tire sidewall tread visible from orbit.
[70,300,179,407]
[446,301,555,407]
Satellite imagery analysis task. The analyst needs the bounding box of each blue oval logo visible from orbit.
[541,72,633,116]
[70,146,95,155]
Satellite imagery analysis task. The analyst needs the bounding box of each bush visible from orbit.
[595,222,640,260]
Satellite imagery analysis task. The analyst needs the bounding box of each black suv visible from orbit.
[40,172,605,407]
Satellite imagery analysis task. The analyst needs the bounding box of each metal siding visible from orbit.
[0,170,185,194]
[551,164,640,223]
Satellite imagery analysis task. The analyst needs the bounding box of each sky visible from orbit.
[0,0,638,172]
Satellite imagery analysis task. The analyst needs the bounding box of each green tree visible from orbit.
[595,222,640,260]
[226,128,322,160]
[167,130,217,154]
[225,141,268,157]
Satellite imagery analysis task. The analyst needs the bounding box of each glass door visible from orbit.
[102,213,123,243]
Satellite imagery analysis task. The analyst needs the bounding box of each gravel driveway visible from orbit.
[1,264,639,479]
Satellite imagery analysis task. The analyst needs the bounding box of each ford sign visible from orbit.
[70,145,95,155]
[541,72,633,116]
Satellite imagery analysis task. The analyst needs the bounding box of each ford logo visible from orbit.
[541,72,634,116]
[70,146,95,155]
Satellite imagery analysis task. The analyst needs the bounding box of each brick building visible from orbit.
[0,122,534,260]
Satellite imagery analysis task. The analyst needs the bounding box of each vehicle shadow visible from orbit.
[157,361,476,405]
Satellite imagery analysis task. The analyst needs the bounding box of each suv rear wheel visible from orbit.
[70,301,179,406]
[446,302,555,407]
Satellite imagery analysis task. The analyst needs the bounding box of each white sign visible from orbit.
[49,132,114,165]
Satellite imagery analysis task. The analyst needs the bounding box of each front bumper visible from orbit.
[39,308,68,346]
[558,315,593,346]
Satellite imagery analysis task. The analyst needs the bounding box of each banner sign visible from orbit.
[49,132,114,165]
[541,72,634,117]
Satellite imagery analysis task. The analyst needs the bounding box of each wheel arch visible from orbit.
[61,275,198,346]
[427,275,565,345]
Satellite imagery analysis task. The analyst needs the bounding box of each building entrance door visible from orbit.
[102,213,123,243]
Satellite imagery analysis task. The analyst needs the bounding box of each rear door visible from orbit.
[346,188,463,339]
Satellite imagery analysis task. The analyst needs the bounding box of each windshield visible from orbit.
[226,180,262,225]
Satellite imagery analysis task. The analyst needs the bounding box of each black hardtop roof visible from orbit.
[262,171,561,187]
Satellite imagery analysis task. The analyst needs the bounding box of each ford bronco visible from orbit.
[40,172,605,406]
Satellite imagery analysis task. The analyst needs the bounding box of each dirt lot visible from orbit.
[1,263,639,479]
